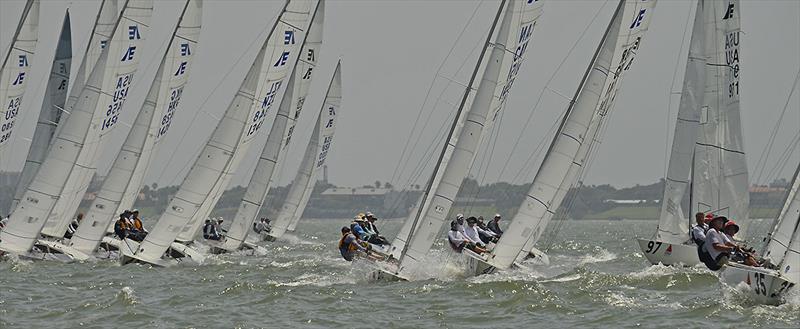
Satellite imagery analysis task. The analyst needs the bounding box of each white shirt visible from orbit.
[705,228,726,260]
[690,224,707,244]
[463,225,484,245]
[448,230,468,245]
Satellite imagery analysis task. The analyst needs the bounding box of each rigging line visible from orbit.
[663,1,695,181]
[467,101,506,215]
[156,17,275,186]
[753,69,800,185]
[393,39,484,192]
[496,0,611,182]
[388,1,483,187]
[511,108,563,184]
[763,131,800,187]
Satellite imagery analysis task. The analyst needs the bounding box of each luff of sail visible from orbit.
[0,0,152,254]
[271,60,341,239]
[0,0,38,152]
[41,0,154,239]
[10,9,71,213]
[11,0,119,211]
[173,0,316,244]
[655,0,706,243]
[763,164,800,282]
[488,0,658,270]
[126,0,313,263]
[691,0,748,238]
[220,0,324,251]
[69,0,203,255]
[398,0,544,277]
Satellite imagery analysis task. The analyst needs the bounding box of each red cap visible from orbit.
[704,213,715,222]
[724,220,740,231]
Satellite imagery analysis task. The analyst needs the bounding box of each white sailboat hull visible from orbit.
[118,239,204,266]
[463,249,497,276]
[3,239,91,262]
[720,263,797,305]
[208,239,266,255]
[636,238,700,266]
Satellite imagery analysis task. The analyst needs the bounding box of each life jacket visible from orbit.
[338,234,358,252]
[133,218,144,230]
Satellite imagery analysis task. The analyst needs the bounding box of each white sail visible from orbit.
[129,0,313,262]
[220,0,324,250]
[655,0,706,244]
[173,0,316,244]
[10,10,71,213]
[398,0,543,276]
[39,0,154,239]
[763,164,800,282]
[271,61,341,239]
[69,0,203,254]
[0,0,152,254]
[12,1,119,211]
[0,0,38,151]
[488,0,658,270]
[691,0,748,237]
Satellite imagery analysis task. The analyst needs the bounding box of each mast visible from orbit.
[69,0,203,254]
[0,0,38,153]
[489,0,659,269]
[397,0,508,266]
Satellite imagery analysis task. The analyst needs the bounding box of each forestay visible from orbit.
[763,164,800,282]
[398,0,544,276]
[0,0,38,151]
[271,60,341,239]
[655,0,706,243]
[488,0,658,270]
[174,0,316,244]
[39,0,154,239]
[691,0,748,238]
[0,0,153,254]
[221,0,324,250]
[129,0,313,262]
[12,0,119,211]
[70,0,203,254]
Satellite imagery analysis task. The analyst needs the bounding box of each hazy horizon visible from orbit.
[1,0,798,191]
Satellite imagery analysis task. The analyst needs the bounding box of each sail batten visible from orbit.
[69,0,203,254]
[220,0,324,250]
[0,0,38,153]
[0,0,154,253]
[398,0,544,276]
[129,0,314,262]
[272,60,341,239]
[489,0,658,270]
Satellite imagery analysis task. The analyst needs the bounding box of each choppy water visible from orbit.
[1,219,798,328]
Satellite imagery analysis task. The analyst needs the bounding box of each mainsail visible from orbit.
[763,164,800,282]
[488,0,658,270]
[221,0,325,250]
[69,0,203,254]
[12,0,119,211]
[127,0,314,263]
[40,0,154,239]
[173,0,317,244]
[655,0,707,243]
[691,0,749,238]
[397,0,544,276]
[0,0,153,254]
[270,60,341,239]
[0,0,38,152]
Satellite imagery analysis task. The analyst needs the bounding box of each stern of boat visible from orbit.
[636,238,700,267]
[463,249,496,276]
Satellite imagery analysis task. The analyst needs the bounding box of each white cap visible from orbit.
[456,214,464,219]
[494,214,501,218]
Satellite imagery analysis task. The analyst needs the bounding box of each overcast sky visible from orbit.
[1,0,798,191]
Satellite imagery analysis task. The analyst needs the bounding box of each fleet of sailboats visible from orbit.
[0,0,796,307]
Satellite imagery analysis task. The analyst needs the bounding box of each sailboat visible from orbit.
[720,163,799,305]
[63,0,203,259]
[0,0,153,261]
[262,60,341,243]
[0,0,38,152]
[370,0,545,281]
[467,0,658,276]
[12,0,119,212]
[209,0,325,254]
[637,0,749,267]
[119,0,317,266]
